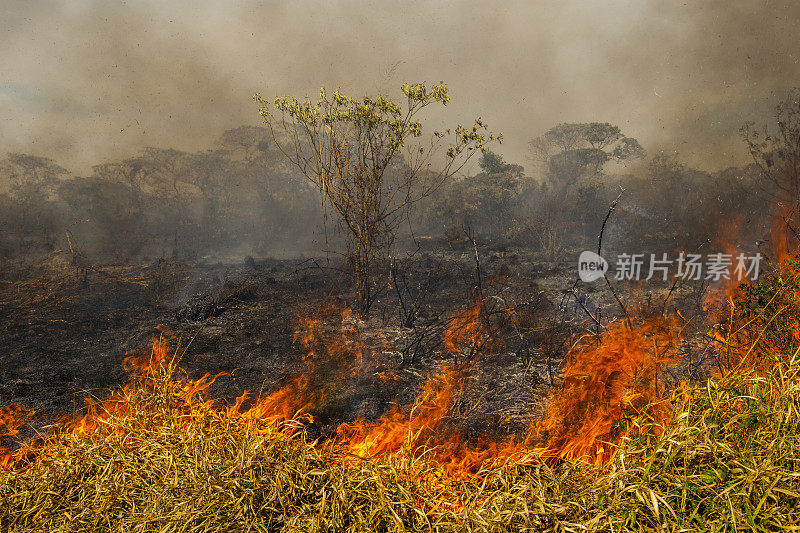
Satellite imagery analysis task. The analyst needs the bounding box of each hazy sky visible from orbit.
[2,0,799,175]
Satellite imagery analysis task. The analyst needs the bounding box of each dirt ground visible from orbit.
[0,247,712,449]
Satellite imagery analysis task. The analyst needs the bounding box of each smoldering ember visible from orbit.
[2,2,800,531]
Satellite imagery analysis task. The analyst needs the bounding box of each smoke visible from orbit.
[1,0,799,174]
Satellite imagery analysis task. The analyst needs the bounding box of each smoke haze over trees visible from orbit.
[3,1,800,173]
[1,1,798,265]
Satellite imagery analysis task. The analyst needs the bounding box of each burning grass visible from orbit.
[3,261,800,530]
[0,340,596,531]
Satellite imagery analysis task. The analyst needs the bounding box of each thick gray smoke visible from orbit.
[2,0,799,175]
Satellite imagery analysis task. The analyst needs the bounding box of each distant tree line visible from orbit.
[0,126,324,262]
[2,96,795,266]
[423,121,770,258]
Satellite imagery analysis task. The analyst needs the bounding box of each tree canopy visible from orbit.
[255,82,498,311]
[529,122,644,194]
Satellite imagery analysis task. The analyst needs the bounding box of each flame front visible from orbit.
[0,298,685,482]
[532,318,677,465]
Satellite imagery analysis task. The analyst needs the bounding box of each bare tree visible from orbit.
[1,153,68,244]
[215,125,272,163]
[741,88,800,201]
[255,82,498,312]
[139,148,197,257]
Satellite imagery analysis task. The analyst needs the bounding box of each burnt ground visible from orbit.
[0,247,714,450]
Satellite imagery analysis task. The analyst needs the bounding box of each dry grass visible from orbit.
[595,359,800,530]
[0,359,597,531]
[0,252,188,324]
[3,343,799,532]
[3,263,800,531]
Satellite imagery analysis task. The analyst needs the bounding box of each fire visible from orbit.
[335,362,531,481]
[123,335,173,374]
[337,364,459,456]
[702,214,747,313]
[1,337,224,471]
[704,201,800,375]
[439,436,530,481]
[0,404,33,438]
[769,203,800,270]
[333,299,533,480]
[0,296,685,482]
[532,317,677,465]
[0,404,34,470]
[334,300,481,465]
[295,300,371,375]
[443,297,494,358]
[228,375,317,433]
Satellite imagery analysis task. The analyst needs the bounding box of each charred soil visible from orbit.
[0,248,711,450]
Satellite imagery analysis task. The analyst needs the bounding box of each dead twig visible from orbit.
[598,187,629,323]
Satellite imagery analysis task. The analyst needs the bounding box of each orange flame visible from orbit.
[229,375,317,433]
[533,318,677,465]
[0,404,34,470]
[336,365,459,456]
[332,299,530,480]
[0,404,33,439]
[0,298,689,481]
[443,298,490,357]
[769,204,799,270]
